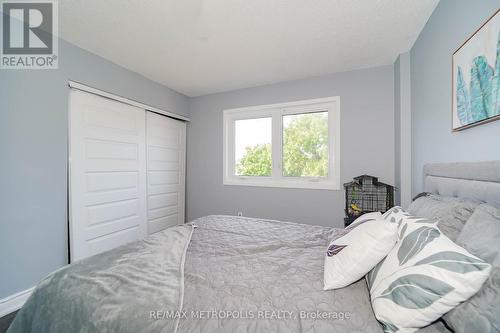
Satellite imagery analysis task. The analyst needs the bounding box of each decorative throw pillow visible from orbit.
[366,208,491,333]
[324,213,398,290]
[382,206,437,230]
[443,204,500,333]
[348,211,382,227]
[407,194,480,241]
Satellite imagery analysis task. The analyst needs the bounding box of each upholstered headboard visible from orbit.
[423,161,500,208]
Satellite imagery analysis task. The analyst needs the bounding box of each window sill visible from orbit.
[223,178,340,190]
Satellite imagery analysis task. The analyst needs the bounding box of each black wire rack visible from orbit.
[344,175,394,226]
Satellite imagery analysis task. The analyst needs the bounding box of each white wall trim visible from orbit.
[0,287,35,317]
[222,96,341,114]
[399,52,412,208]
[68,80,190,122]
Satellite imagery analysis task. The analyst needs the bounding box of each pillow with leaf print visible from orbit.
[381,206,438,229]
[348,211,382,228]
[324,213,398,290]
[366,211,491,333]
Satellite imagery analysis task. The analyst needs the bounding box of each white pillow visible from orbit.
[367,208,491,332]
[349,211,383,227]
[324,214,398,290]
[381,206,438,228]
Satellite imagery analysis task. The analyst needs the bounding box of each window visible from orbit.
[223,97,340,190]
[235,117,272,176]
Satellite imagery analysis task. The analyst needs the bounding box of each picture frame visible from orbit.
[452,9,500,131]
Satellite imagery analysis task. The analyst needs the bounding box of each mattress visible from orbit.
[8,215,451,332]
[178,215,382,333]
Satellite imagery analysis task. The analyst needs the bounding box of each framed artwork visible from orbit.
[452,9,500,131]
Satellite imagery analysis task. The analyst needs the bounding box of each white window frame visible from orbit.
[223,96,340,190]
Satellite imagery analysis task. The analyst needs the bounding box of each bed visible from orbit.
[7,161,500,333]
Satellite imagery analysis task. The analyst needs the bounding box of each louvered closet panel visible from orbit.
[146,112,186,234]
[69,89,148,262]
[69,89,186,262]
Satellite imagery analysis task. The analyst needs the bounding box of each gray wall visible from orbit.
[186,66,395,227]
[411,0,500,195]
[394,56,401,205]
[0,38,189,298]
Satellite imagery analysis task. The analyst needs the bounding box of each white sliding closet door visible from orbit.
[69,89,148,262]
[146,112,186,234]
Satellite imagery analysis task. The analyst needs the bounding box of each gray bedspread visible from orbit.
[177,215,382,333]
[8,225,193,333]
[8,215,384,333]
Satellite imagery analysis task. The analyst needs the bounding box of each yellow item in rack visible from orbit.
[350,203,362,213]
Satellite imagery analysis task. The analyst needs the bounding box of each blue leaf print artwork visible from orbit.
[455,28,500,128]
[492,30,500,116]
[470,55,493,121]
[457,66,472,125]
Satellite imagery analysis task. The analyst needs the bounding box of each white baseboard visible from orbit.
[0,287,34,317]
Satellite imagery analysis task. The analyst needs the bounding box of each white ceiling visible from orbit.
[59,0,438,97]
